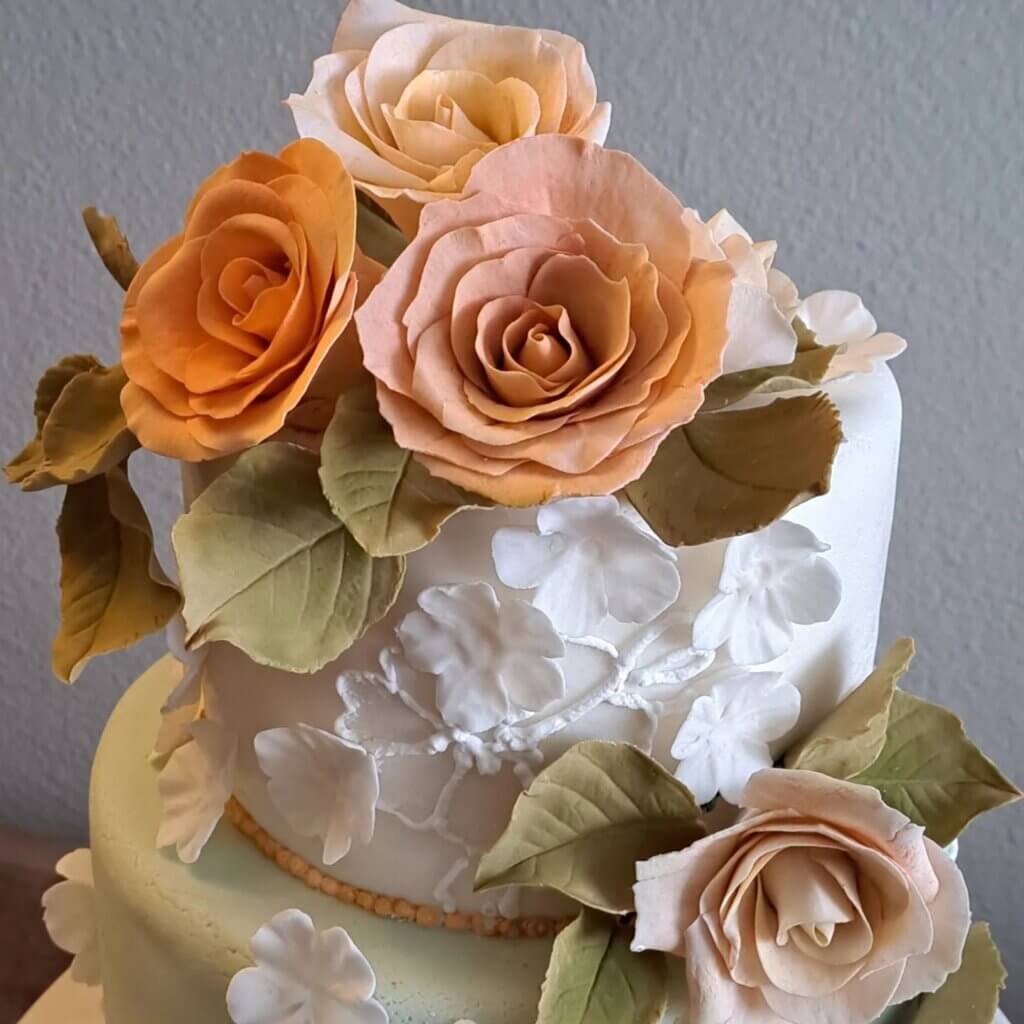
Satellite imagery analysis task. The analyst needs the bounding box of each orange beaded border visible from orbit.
[225,797,571,939]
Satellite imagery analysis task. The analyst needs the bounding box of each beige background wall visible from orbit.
[1,0,1021,1009]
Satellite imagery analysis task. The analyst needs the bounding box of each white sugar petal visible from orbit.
[492,527,560,589]
[797,289,877,346]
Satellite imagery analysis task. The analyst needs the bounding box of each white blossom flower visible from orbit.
[692,521,842,666]
[42,849,101,987]
[492,497,680,637]
[796,289,907,380]
[150,700,202,768]
[398,582,565,733]
[227,910,388,1024]
[156,719,237,864]
[163,612,208,712]
[671,672,801,804]
[255,724,379,866]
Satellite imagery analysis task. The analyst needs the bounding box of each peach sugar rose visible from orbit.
[634,769,971,1024]
[355,135,795,506]
[121,139,366,460]
[288,0,611,233]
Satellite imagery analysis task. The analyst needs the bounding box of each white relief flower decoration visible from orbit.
[692,520,842,666]
[156,719,237,864]
[163,612,208,712]
[492,497,681,637]
[797,289,907,380]
[150,699,202,767]
[398,582,565,733]
[227,909,388,1024]
[670,671,801,804]
[42,848,101,987]
[255,724,379,866]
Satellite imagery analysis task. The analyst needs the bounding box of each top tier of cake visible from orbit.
[183,363,901,918]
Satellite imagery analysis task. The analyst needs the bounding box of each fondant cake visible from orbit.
[9,1,1019,1023]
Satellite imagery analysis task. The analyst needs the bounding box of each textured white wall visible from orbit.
[1,0,1021,1007]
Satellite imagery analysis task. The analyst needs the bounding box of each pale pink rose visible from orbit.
[634,769,970,1024]
[354,135,796,506]
[288,0,611,234]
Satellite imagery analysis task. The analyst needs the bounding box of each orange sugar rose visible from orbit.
[120,139,365,460]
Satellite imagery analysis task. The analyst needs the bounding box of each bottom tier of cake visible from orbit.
[89,658,922,1024]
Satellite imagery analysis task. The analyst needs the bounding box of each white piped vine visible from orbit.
[226,909,388,1024]
[42,848,101,987]
[693,520,842,666]
[492,496,680,637]
[255,724,379,866]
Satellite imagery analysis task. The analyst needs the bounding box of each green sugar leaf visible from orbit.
[82,206,139,289]
[625,392,842,547]
[5,357,138,492]
[914,923,1006,1024]
[320,375,484,557]
[475,741,704,914]
[785,638,915,778]
[355,195,409,268]
[853,691,1022,846]
[53,464,180,683]
[173,442,405,673]
[538,909,667,1024]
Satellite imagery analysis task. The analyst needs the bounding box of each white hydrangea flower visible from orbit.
[693,521,842,666]
[398,582,565,733]
[255,724,379,866]
[492,497,680,637]
[227,910,388,1024]
[156,719,237,864]
[796,289,907,380]
[671,672,801,804]
[41,848,101,987]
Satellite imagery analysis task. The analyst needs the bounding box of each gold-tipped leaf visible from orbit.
[320,376,484,557]
[785,638,915,777]
[915,923,1006,1024]
[5,357,138,491]
[173,442,405,673]
[53,464,180,683]
[355,195,408,268]
[625,393,843,547]
[82,207,139,289]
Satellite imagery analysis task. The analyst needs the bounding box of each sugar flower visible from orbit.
[398,581,565,733]
[227,909,388,1024]
[492,496,679,636]
[356,136,795,505]
[255,724,379,865]
[670,670,801,804]
[156,719,237,864]
[634,769,971,1024]
[288,0,610,233]
[693,520,842,666]
[42,849,101,987]
[121,140,365,460]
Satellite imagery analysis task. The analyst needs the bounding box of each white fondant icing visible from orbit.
[492,496,680,636]
[670,671,801,804]
[194,366,902,914]
[226,909,388,1024]
[156,719,237,864]
[692,521,843,666]
[398,582,566,733]
[797,289,908,381]
[255,725,379,866]
[42,848,101,988]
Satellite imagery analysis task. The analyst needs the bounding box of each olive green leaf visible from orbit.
[173,442,405,673]
[320,376,485,557]
[785,638,915,777]
[355,194,408,268]
[702,322,839,411]
[625,392,843,547]
[852,691,1022,846]
[5,357,138,492]
[82,206,139,289]
[914,923,1006,1024]
[475,741,704,914]
[53,464,180,683]
[538,909,667,1024]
